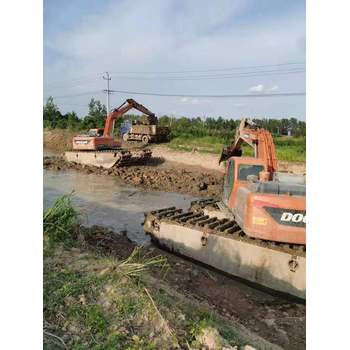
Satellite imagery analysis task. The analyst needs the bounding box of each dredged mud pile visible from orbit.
[43,156,223,198]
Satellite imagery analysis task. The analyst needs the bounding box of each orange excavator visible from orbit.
[144,118,306,298]
[218,117,305,244]
[65,99,154,168]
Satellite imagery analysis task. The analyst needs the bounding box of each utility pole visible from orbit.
[103,72,111,114]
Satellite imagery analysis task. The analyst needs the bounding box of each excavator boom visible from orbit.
[103,99,155,137]
[67,98,154,168]
[219,118,278,175]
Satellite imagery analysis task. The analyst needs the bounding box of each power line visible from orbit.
[111,68,305,81]
[44,61,305,88]
[44,88,305,100]
[44,74,102,88]
[44,78,102,92]
[109,61,305,74]
[109,89,306,98]
[43,67,305,92]
[43,90,103,100]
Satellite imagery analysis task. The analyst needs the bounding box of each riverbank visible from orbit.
[43,129,306,174]
[44,156,223,199]
[43,196,305,349]
[44,226,278,350]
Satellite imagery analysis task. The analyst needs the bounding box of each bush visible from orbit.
[43,193,78,245]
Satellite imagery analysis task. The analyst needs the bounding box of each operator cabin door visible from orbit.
[223,159,235,206]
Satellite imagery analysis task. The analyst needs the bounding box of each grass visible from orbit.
[43,236,172,349]
[43,196,270,349]
[169,134,306,162]
[43,193,78,246]
[168,134,227,154]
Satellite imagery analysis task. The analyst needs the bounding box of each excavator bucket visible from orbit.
[64,149,152,169]
[218,146,242,164]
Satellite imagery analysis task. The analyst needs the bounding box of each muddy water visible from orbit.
[44,168,197,244]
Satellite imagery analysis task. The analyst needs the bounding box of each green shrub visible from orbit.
[43,193,78,245]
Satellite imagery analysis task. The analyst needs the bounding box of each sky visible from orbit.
[44,0,305,120]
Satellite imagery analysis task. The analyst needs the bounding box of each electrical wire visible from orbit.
[44,79,102,92]
[43,90,103,100]
[109,61,305,74]
[44,61,305,88]
[108,89,305,98]
[111,68,305,81]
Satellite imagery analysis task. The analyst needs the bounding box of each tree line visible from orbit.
[43,97,306,139]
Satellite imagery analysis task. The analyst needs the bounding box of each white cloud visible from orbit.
[249,84,264,92]
[180,97,210,105]
[44,0,305,119]
[248,84,280,93]
[269,85,279,92]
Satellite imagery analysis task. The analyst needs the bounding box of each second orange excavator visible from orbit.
[65,99,154,168]
[144,118,306,298]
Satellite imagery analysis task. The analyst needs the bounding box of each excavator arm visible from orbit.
[219,118,278,174]
[103,99,155,137]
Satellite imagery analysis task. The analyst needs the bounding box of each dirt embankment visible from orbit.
[44,156,224,198]
[43,129,306,174]
[44,129,76,151]
[151,145,226,173]
[80,225,306,349]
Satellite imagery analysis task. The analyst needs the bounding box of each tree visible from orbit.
[159,115,171,127]
[81,99,107,130]
[66,111,80,130]
[43,96,62,128]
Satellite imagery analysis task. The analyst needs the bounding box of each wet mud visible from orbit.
[43,156,223,199]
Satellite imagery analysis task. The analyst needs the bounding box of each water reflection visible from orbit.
[44,169,196,244]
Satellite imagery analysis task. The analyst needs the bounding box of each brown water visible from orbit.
[44,168,197,244]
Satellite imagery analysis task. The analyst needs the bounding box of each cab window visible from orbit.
[238,164,264,180]
[226,160,235,187]
[223,160,235,202]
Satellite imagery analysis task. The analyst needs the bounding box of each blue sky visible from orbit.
[44,0,305,119]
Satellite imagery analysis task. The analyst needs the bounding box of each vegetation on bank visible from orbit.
[168,135,305,162]
[44,195,260,349]
[43,96,306,162]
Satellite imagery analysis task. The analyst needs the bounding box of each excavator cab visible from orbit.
[223,157,266,209]
[87,128,104,137]
[222,155,306,244]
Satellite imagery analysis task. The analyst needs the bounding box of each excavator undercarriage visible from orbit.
[144,199,306,299]
[65,148,152,169]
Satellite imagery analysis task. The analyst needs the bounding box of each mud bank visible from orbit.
[43,129,306,174]
[44,156,223,198]
[43,129,76,152]
[80,225,306,350]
